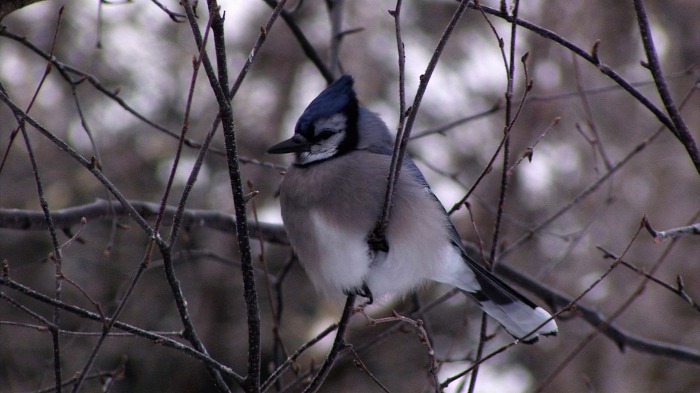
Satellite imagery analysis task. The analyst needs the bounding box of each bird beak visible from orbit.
[267,134,310,154]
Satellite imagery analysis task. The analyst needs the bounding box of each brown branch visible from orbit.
[495,260,700,365]
[4,200,700,366]
[643,219,700,242]
[471,3,700,175]
[410,102,502,140]
[0,199,289,245]
[597,245,700,313]
[372,0,470,249]
[302,294,356,393]
[0,275,246,384]
[363,311,439,391]
[348,347,391,393]
[632,0,699,174]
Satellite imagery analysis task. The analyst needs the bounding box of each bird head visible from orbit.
[267,75,359,166]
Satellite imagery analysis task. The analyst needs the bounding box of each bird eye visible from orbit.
[317,130,335,140]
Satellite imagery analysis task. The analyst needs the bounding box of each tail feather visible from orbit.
[463,254,558,343]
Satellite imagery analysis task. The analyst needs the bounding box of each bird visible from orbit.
[267,75,558,342]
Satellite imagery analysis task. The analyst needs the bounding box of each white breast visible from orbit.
[301,211,372,295]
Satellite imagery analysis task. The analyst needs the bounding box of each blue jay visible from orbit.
[268,75,558,342]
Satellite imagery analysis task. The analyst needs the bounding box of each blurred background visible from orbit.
[1,0,699,392]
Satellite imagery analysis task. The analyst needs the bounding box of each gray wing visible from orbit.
[404,156,558,342]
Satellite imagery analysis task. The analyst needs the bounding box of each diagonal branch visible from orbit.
[261,0,335,83]
[0,276,246,385]
[0,85,156,239]
[302,294,356,393]
[471,3,700,175]
[371,0,470,249]
[632,0,699,172]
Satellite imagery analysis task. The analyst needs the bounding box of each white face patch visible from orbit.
[297,113,348,165]
[314,113,347,132]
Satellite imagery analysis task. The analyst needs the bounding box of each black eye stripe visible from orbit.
[318,130,336,139]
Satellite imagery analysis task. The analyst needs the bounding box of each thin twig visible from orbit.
[410,102,502,140]
[597,244,700,313]
[6,9,66,389]
[149,0,186,22]
[0,320,183,337]
[302,294,356,393]
[352,289,460,355]
[506,117,560,176]
[261,318,338,392]
[229,0,289,99]
[372,0,470,248]
[348,346,392,393]
[471,3,700,175]
[261,0,335,83]
[572,55,613,171]
[22,369,124,393]
[632,0,699,173]
[16,106,65,393]
[249,179,292,376]
[643,220,700,241]
[532,214,683,392]
[470,3,523,389]
[0,276,246,383]
[498,83,699,261]
[363,311,439,391]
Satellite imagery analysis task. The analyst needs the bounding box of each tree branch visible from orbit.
[0,199,289,244]
[4,202,699,367]
[632,0,699,173]
[471,3,700,175]
[0,276,246,385]
[302,294,356,393]
[371,0,470,249]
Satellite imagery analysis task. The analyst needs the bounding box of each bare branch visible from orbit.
[643,217,700,241]
[410,102,502,140]
[363,311,439,391]
[597,245,700,313]
[261,0,335,83]
[471,3,700,175]
[632,0,699,174]
[495,259,700,365]
[0,276,246,384]
[371,0,470,250]
[302,294,356,393]
[0,199,289,244]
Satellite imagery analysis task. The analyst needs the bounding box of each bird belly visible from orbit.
[298,211,372,296]
[365,220,455,297]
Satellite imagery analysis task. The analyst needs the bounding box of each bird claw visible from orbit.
[367,232,389,253]
[345,282,374,305]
